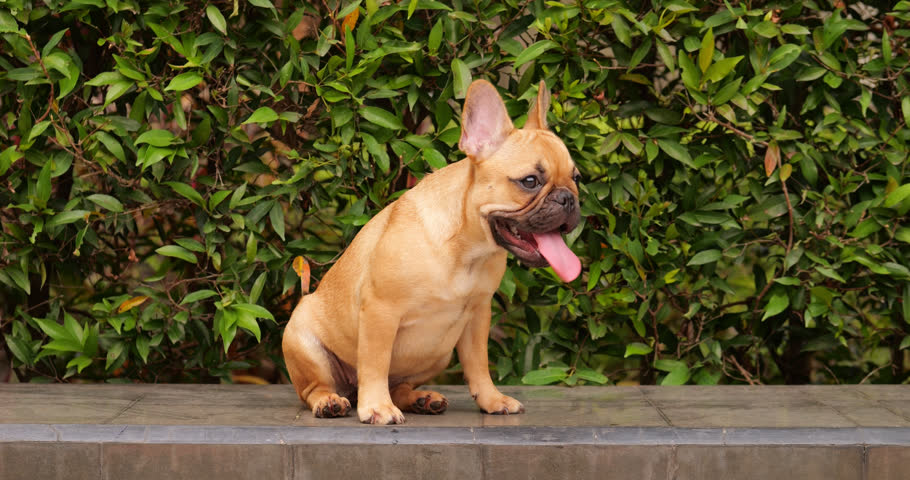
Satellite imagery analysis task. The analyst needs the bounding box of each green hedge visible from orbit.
[1,0,908,385]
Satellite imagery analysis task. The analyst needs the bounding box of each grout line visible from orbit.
[104,393,147,424]
[802,388,862,427]
[855,388,910,424]
[639,387,674,427]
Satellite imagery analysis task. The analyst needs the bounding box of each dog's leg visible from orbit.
[282,315,351,418]
[456,300,525,415]
[356,297,406,425]
[390,355,452,414]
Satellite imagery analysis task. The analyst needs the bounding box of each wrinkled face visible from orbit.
[475,129,581,268]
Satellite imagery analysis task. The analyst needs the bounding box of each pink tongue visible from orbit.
[531,232,581,282]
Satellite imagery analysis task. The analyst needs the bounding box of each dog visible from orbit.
[282,79,582,424]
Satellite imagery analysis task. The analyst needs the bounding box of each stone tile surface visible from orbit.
[481,445,671,480]
[293,444,481,480]
[0,442,101,480]
[866,446,910,480]
[673,445,863,480]
[641,385,858,428]
[102,443,288,480]
[2,384,909,479]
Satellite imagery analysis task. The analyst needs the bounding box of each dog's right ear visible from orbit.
[459,80,514,159]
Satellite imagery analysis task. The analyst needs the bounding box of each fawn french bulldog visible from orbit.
[283,79,581,424]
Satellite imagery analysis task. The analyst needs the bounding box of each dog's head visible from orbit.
[460,80,581,282]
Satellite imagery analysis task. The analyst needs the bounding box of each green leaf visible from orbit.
[243,107,279,125]
[7,337,34,366]
[624,342,653,358]
[660,366,691,386]
[135,336,150,363]
[36,160,53,209]
[451,58,471,100]
[781,24,810,36]
[884,184,910,208]
[249,0,276,9]
[767,44,801,72]
[175,238,204,252]
[156,245,198,263]
[181,289,220,304]
[687,249,722,266]
[361,106,405,130]
[752,21,778,38]
[655,39,675,72]
[95,132,126,163]
[703,56,743,83]
[902,97,910,132]
[514,40,558,68]
[575,368,608,384]
[206,5,228,35]
[4,267,30,295]
[269,201,285,241]
[657,139,695,168]
[423,149,447,170]
[103,80,133,108]
[0,10,20,33]
[249,272,267,304]
[816,266,846,283]
[611,15,632,47]
[47,210,89,227]
[231,303,275,322]
[761,293,789,321]
[235,311,262,342]
[521,367,569,385]
[135,129,177,147]
[900,336,910,351]
[849,218,882,239]
[699,28,714,73]
[164,181,205,208]
[87,194,124,212]
[164,72,203,92]
[428,18,443,53]
[0,146,23,176]
[67,356,93,373]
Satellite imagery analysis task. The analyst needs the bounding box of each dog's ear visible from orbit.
[459,80,514,159]
[523,80,550,130]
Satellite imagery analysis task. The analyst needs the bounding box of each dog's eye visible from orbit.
[573,173,581,186]
[521,175,540,189]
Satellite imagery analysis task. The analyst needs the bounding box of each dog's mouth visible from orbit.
[489,217,581,282]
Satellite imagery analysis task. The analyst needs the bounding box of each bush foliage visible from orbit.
[1,0,909,385]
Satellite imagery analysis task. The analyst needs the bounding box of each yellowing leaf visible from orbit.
[342,7,359,33]
[118,296,148,313]
[779,163,792,181]
[293,256,311,292]
[764,141,780,177]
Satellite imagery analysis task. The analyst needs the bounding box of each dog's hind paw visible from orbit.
[409,391,449,415]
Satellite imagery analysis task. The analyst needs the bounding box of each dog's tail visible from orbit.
[292,256,311,293]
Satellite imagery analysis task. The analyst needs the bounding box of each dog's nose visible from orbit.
[553,189,575,209]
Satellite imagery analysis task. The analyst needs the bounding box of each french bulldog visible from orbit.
[282,79,582,424]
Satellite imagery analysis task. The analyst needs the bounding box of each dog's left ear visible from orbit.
[524,80,550,130]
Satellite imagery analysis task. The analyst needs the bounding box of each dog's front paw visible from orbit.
[358,403,406,425]
[476,393,525,415]
[311,393,351,418]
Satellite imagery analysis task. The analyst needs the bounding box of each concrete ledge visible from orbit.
[2,385,908,480]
